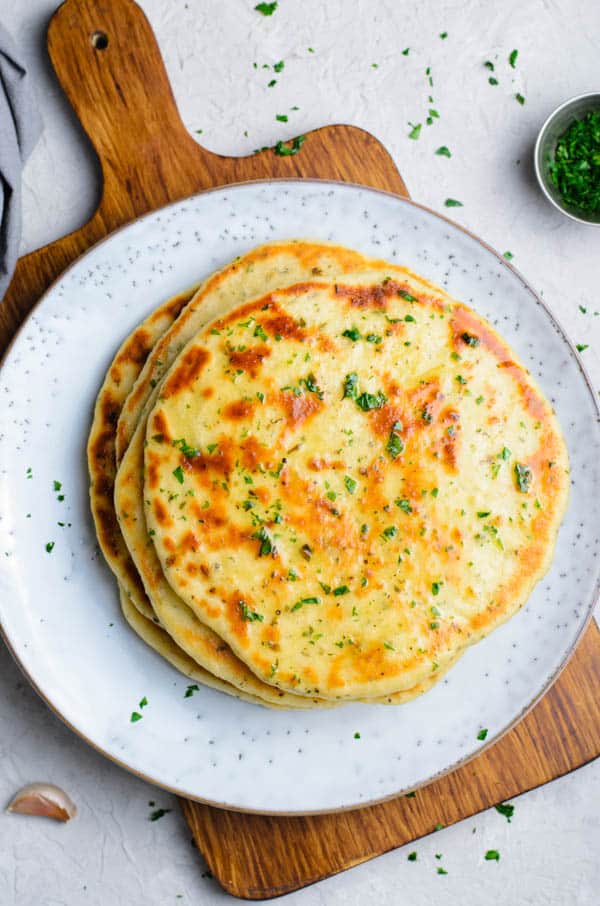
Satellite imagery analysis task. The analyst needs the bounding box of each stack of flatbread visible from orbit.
[87,240,569,709]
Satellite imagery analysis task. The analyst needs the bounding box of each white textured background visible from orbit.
[1,1,600,904]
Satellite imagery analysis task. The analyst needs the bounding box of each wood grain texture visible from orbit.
[1,0,598,901]
[182,623,600,899]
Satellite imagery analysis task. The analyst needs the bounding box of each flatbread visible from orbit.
[144,270,569,701]
[120,590,273,706]
[115,242,457,705]
[88,285,196,621]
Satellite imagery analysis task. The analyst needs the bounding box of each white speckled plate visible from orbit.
[1,180,599,814]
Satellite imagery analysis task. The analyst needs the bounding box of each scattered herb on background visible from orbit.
[354,732,361,739]
[185,684,200,698]
[579,305,587,313]
[408,123,422,140]
[195,129,203,134]
[439,31,448,39]
[503,251,514,260]
[149,808,171,821]
[509,49,518,68]
[402,47,410,56]
[485,849,500,861]
[477,728,488,740]
[484,60,494,71]
[276,114,288,122]
[408,851,417,861]
[130,711,142,723]
[577,343,589,352]
[273,60,284,72]
[437,867,448,875]
[45,541,55,553]
[444,198,463,207]
[267,79,277,87]
[515,93,525,105]
[495,802,515,822]
[435,146,452,157]
[255,1,277,14]
[488,76,499,86]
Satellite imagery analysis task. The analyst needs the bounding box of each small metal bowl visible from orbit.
[534,92,600,225]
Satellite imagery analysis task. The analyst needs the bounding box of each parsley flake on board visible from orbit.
[503,251,514,260]
[435,145,452,157]
[484,60,494,71]
[495,802,515,822]
[485,849,500,861]
[577,343,589,352]
[444,198,463,207]
[515,93,525,105]
[509,49,518,68]
[408,851,417,861]
[273,60,284,72]
[488,76,499,86]
[130,711,142,723]
[439,31,448,38]
[408,123,422,140]
[477,728,488,740]
[184,684,200,698]
[437,867,448,875]
[354,732,361,739]
[274,135,306,156]
[45,541,55,553]
[267,79,277,88]
[276,114,288,122]
[255,1,277,14]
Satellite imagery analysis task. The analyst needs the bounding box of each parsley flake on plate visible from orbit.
[45,541,55,553]
[503,251,514,260]
[509,49,518,68]
[435,145,452,157]
[444,198,463,207]
[184,684,200,698]
[408,123,422,140]
[130,711,142,723]
[515,93,525,105]
[576,343,589,352]
[485,849,500,861]
[408,851,417,861]
[477,727,488,740]
[276,114,288,122]
[273,60,284,72]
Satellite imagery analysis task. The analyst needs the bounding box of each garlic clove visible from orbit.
[7,783,77,822]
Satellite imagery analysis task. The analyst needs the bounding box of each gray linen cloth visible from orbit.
[0,23,42,300]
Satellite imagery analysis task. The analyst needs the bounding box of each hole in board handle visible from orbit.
[91,31,109,50]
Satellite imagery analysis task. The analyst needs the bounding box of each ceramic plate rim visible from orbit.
[1,177,599,816]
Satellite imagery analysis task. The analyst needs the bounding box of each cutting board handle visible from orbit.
[47,0,409,233]
[48,0,216,225]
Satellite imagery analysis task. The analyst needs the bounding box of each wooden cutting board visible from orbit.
[2,0,599,899]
